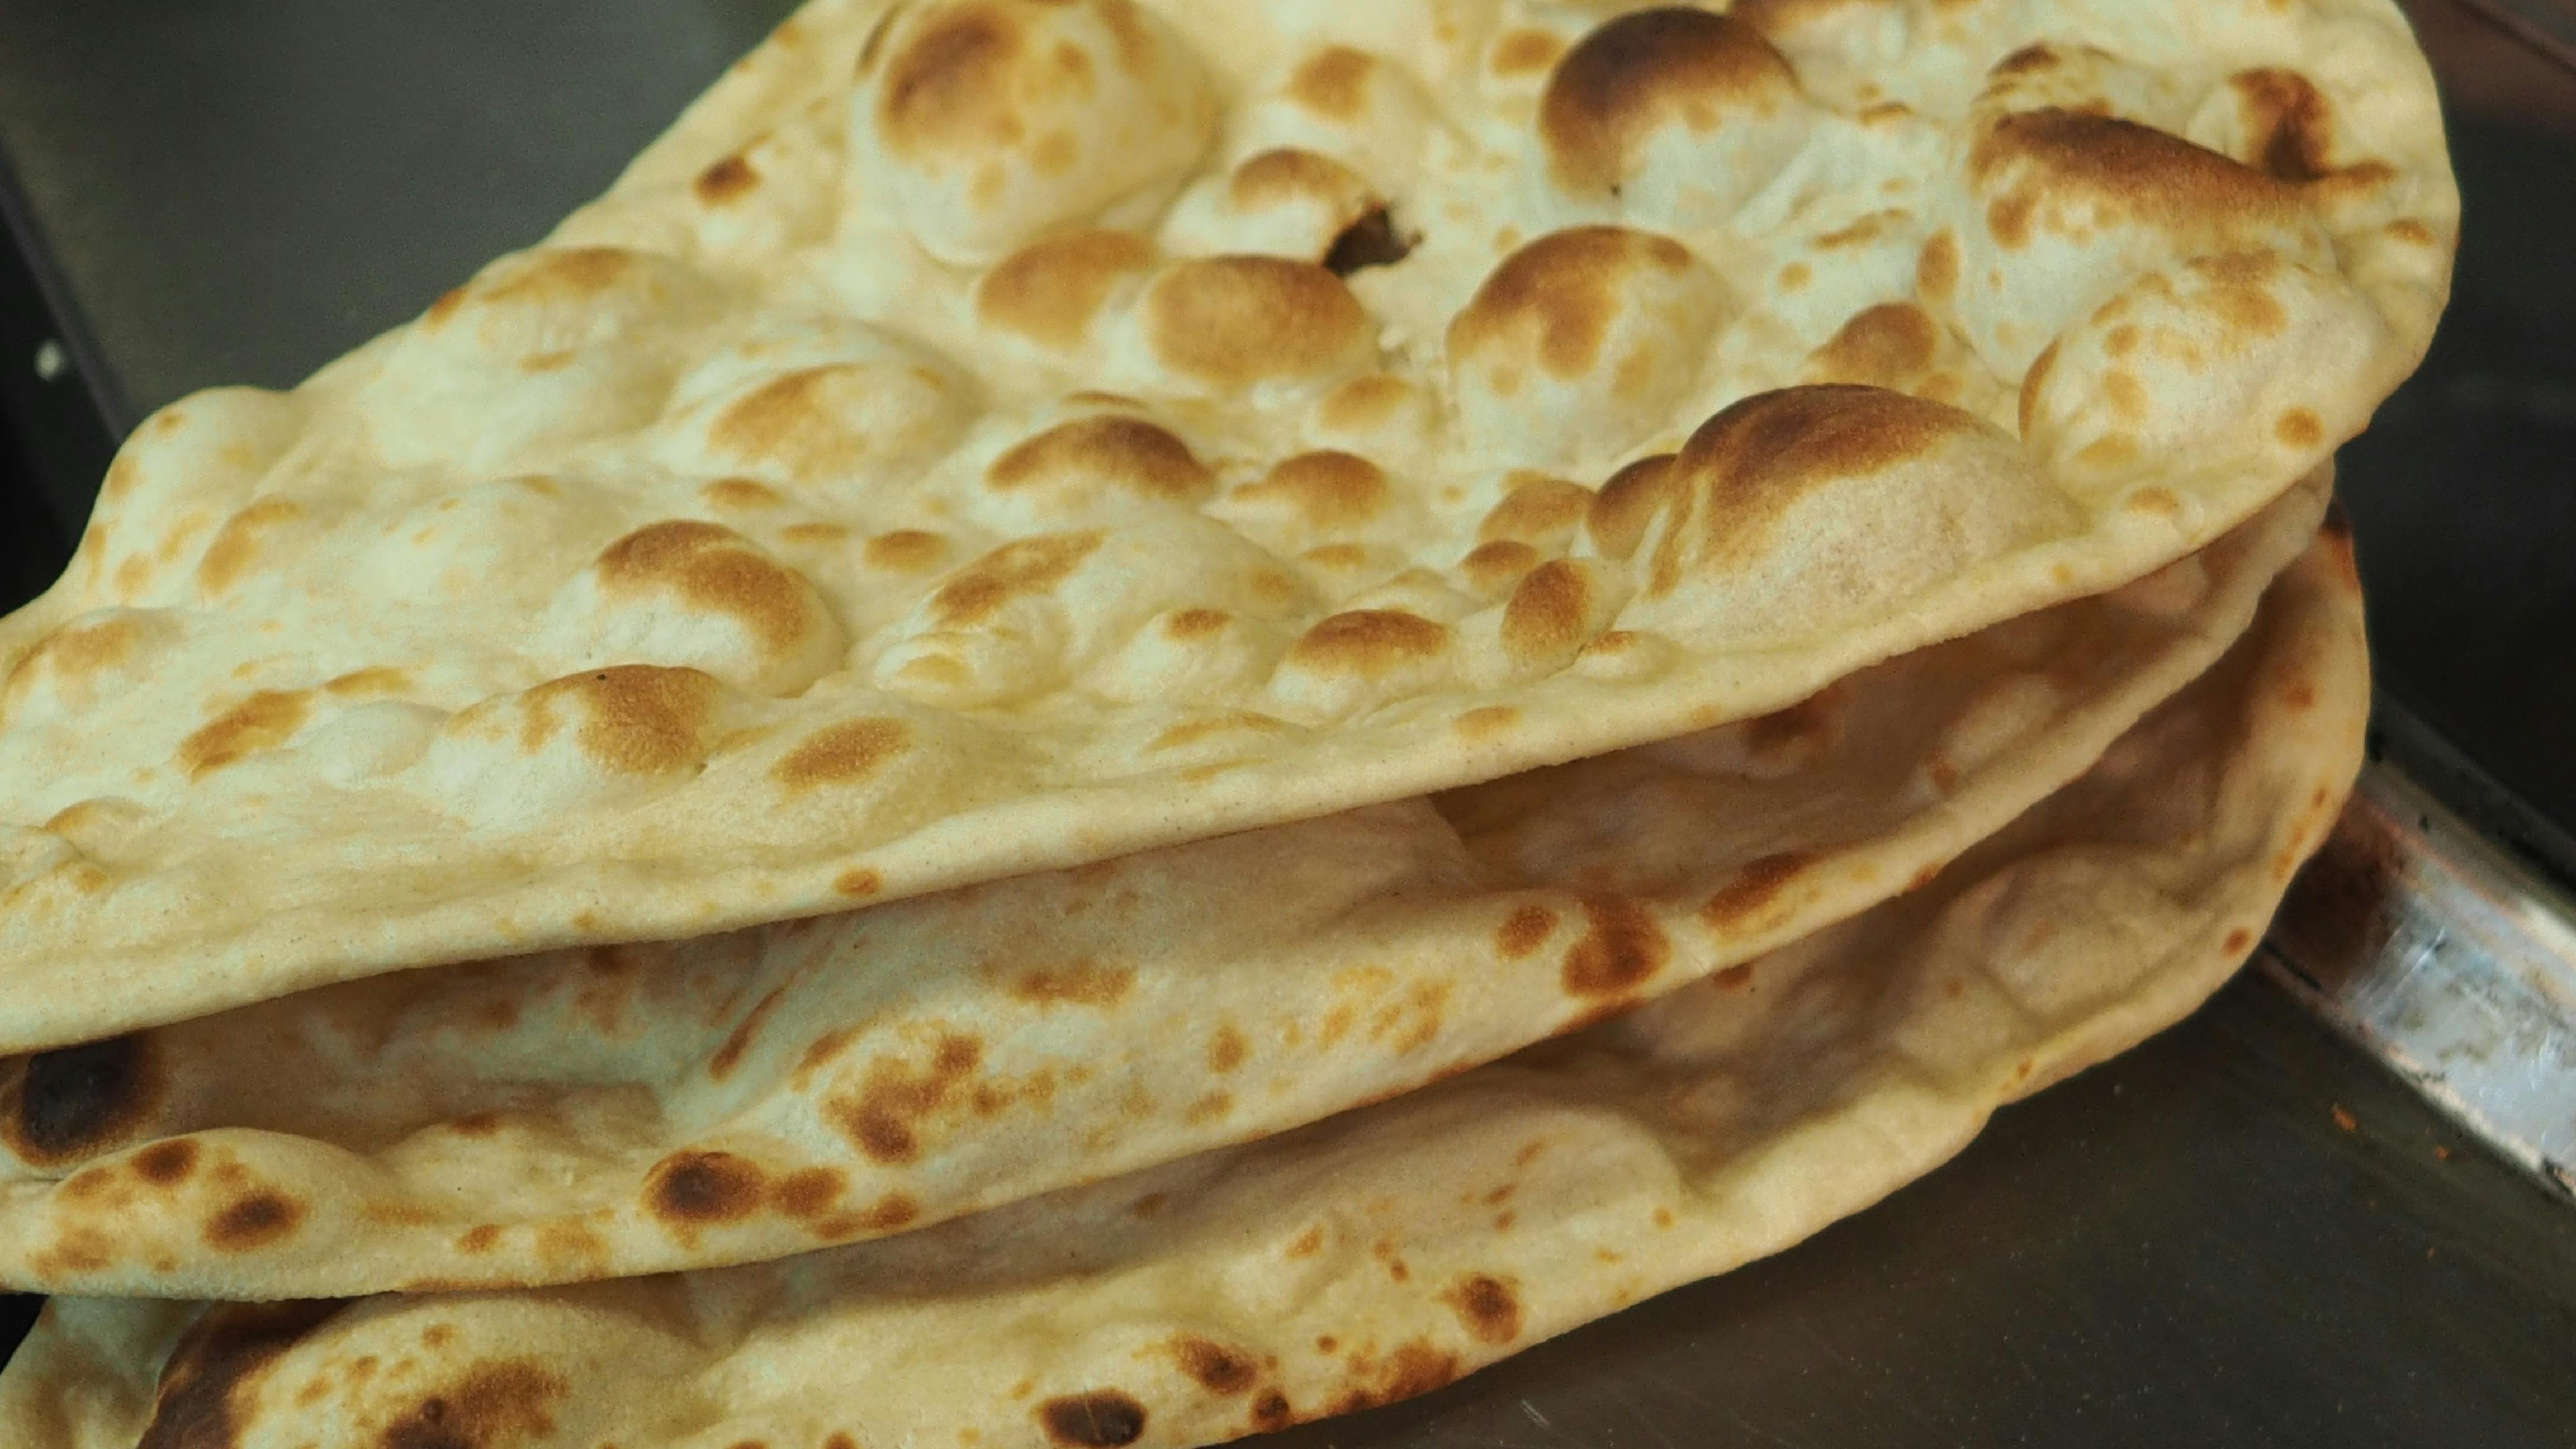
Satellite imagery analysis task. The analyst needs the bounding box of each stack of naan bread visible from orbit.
[0,1,2455,1443]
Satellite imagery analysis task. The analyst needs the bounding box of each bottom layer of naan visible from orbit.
[0,524,2365,1448]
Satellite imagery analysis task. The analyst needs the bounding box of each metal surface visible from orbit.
[2271,756,2576,1191]
[0,1,799,434]
[2454,0,2576,73]
[0,2,2572,1444]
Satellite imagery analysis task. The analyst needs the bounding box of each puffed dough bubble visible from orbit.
[81,389,306,607]
[656,320,975,491]
[1159,148,1384,264]
[1228,44,1444,197]
[873,517,1308,711]
[1734,0,2023,114]
[300,702,452,787]
[1303,373,1443,481]
[1537,8,1819,232]
[420,666,739,833]
[359,248,727,473]
[965,404,1219,534]
[537,521,849,698]
[973,230,1161,356]
[1629,385,2078,647]
[360,476,621,610]
[1087,606,1286,706]
[1267,607,1460,724]
[2020,251,2393,502]
[1455,556,1633,689]
[853,0,1219,265]
[1449,226,1729,472]
[1939,46,2333,377]
[1114,255,1377,399]
[0,609,183,728]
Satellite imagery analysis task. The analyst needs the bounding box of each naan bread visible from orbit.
[0,480,2321,1300]
[0,523,2367,1449]
[0,0,2449,1052]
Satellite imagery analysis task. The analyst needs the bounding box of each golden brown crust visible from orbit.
[2228,69,2338,184]
[177,692,311,779]
[1584,454,1678,562]
[1233,452,1391,533]
[1227,149,1379,234]
[1448,228,1699,384]
[1651,385,1978,592]
[773,719,913,792]
[1478,477,1594,548]
[519,666,722,776]
[1968,109,2302,248]
[1285,610,1450,677]
[1538,9,1797,198]
[987,416,1216,506]
[870,3,1048,164]
[1500,561,1595,664]
[595,521,827,656]
[1286,46,1377,121]
[930,534,1105,628]
[1143,258,1370,389]
[977,231,1158,350]
[1807,304,1941,389]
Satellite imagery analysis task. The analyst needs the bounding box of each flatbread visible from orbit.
[0,477,2321,1300]
[0,522,2368,1449]
[0,0,2449,1052]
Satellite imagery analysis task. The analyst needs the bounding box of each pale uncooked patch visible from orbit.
[0,524,2369,1448]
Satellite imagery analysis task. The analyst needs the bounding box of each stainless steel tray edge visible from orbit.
[2267,749,2576,1195]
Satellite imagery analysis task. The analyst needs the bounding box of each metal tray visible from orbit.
[0,3,2569,1443]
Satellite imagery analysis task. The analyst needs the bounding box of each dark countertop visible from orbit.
[0,4,2569,1444]
[1263,976,2576,1449]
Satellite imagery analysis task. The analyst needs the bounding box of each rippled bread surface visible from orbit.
[0,0,2450,1048]
[0,484,2319,1299]
[0,528,2368,1448]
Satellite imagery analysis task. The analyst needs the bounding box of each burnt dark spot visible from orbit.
[206,1191,304,1251]
[1038,1389,1149,1446]
[1251,1388,1295,1430]
[2232,68,2334,183]
[7,1034,159,1165]
[1442,1273,1524,1344]
[1560,895,1671,998]
[376,1359,568,1449]
[1171,1336,1259,1395]
[830,1034,984,1167]
[1698,850,1815,933]
[133,1138,200,1185]
[135,1300,342,1449]
[1325,1342,1461,1417]
[646,1150,766,1225]
[1324,206,1418,277]
[770,1166,844,1219]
